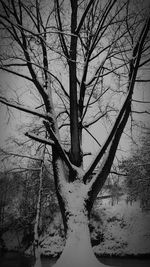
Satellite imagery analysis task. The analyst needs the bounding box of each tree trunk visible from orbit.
[33,148,45,267]
[53,182,107,267]
[33,247,42,267]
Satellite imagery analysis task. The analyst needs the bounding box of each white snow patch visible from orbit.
[40,235,65,257]
[93,198,150,255]
[3,198,150,257]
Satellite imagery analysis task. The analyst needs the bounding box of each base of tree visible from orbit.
[33,257,42,267]
[33,248,42,267]
[52,221,112,267]
[52,247,113,267]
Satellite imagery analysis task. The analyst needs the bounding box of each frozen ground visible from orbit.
[38,197,150,256]
[93,197,150,256]
[2,198,150,257]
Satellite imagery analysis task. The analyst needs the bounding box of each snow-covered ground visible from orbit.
[93,197,150,256]
[2,198,150,257]
[37,197,150,257]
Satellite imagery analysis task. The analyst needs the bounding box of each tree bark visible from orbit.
[33,146,46,267]
[53,181,107,267]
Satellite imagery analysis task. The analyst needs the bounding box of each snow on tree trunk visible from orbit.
[53,181,109,267]
[53,217,102,267]
[33,247,42,267]
[33,147,45,267]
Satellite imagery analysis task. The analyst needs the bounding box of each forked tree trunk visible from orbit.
[53,181,107,267]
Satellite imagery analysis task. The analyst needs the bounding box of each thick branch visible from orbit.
[0,66,33,81]
[33,142,45,256]
[79,55,90,118]
[139,58,150,68]
[69,0,81,166]
[43,121,77,174]
[55,0,69,59]
[2,56,69,99]
[0,1,51,112]
[35,2,49,88]
[83,89,131,183]
[135,79,150,82]
[76,0,96,34]
[25,132,55,146]
[89,0,117,53]
[0,98,53,120]
[87,103,131,208]
[83,15,150,183]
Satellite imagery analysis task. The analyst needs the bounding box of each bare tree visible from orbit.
[120,130,150,209]
[0,142,56,264]
[0,1,150,266]
[33,145,46,267]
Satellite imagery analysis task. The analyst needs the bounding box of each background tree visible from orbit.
[0,144,57,257]
[120,130,150,210]
[0,1,150,267]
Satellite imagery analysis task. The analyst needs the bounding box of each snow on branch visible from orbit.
[25,132,55,146]
[43,121,79,175]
